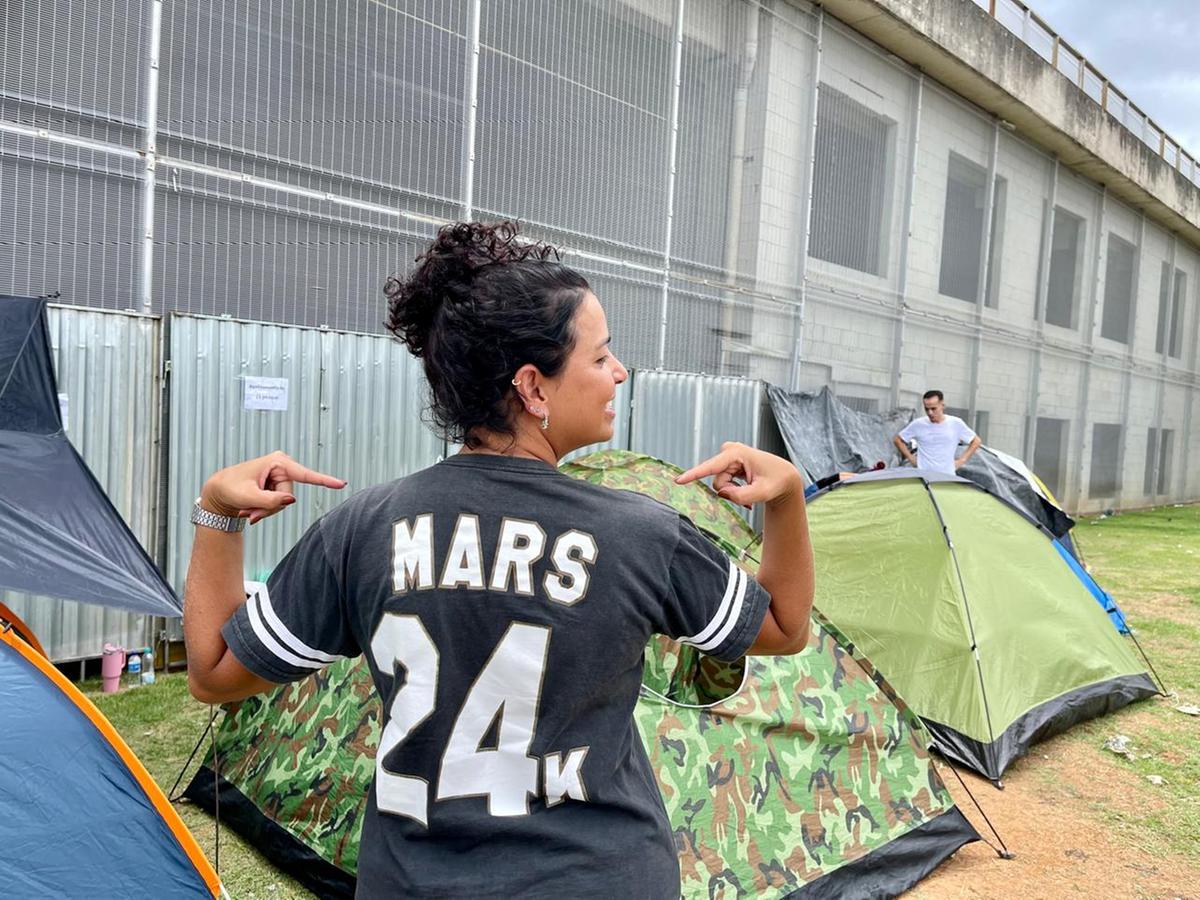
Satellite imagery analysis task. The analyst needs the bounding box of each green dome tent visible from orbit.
[806,469,1160,784]
[185,451,979,898]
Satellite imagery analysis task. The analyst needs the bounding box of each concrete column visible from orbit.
[1073,186,1106,506]
[889,73,924,407]
[1116,212,1145,503]
[967,118,1000,422]
[1179,254,1200,498]
[789,7,824,390]
[1024,158,1059,464]
[1149,236,1177,496]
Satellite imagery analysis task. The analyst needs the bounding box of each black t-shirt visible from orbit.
[223,453,770,899]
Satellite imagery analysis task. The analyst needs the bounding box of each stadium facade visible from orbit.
[3,0,1198,513]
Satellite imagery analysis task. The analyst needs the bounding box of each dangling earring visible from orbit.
[541,412,550,431]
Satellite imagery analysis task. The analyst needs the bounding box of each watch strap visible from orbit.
[191,497,247,533]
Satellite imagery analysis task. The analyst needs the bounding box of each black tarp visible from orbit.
[0,296,180,615]
[958,446,1076,545]
[767,384,1077,547]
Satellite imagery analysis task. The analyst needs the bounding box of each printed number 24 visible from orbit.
[370,613,588,826]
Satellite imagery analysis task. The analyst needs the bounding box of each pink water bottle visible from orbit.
[101,643,126,693]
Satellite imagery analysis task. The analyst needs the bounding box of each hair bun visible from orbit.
[385,221,559,356]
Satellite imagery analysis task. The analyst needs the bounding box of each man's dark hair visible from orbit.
[922,390,944,402]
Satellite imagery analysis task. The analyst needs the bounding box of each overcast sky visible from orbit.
[1030,0,1200,156]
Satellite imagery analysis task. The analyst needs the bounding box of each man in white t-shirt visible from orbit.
[893,390,981,475]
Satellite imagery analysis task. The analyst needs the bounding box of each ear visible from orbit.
[511,364,549,405]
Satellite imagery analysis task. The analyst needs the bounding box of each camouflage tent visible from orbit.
[185,451,978,897]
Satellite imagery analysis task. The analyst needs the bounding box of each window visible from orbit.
[1144,428,1175,495]
[1156,264,1187,358]
[1045,208,1084,329]
[1033,417,1068,498]
[1100,235,1136,343]
[810,85,894,276]
[1089,423,1123,498]
[939,154,1006,306]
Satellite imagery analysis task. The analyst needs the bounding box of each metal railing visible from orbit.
[975,0,1200,188]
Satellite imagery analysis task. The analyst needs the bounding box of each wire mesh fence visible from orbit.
[1,0,1197,512]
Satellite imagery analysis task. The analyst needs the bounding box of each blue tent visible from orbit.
[0,296,218,896]
[0,627,220,896]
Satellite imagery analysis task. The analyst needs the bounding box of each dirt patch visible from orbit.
[905,734,1200,900]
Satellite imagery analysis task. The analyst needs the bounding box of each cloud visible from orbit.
[1026,0,1200,154]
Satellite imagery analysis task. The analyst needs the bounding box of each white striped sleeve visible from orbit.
[659,516,770,662]
[222,520,358,684]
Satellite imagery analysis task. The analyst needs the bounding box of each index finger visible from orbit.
[675,449,737,485]
[279,459,348,490]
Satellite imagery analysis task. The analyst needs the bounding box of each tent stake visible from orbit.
[944,761,1015,860]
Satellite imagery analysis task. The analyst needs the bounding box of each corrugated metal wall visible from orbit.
[12,306,773,661]
[4,306,160,661]
[165,314,444,620]
[630,370,762,465]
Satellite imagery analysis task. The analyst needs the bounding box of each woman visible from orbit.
[184,222,813,898]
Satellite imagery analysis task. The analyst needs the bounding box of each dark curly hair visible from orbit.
[385,221,590,448]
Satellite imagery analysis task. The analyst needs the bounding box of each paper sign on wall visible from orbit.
[243,376,289,411]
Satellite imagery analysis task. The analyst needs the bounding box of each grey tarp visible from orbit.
[0,296,180,616]
[767,384,1077,550]
[766,384,913,480]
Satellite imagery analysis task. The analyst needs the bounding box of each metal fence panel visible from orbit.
[318,328,446,496]
[153,170,437,333]
[2,0,148,128]
[629,369,761,469]
[166,314,442,612]
[4,306,160,661]
[475,0,673,254]
[0,133,143,310]
[157,1,468,206]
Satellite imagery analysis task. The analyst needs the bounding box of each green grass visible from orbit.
[89,504,1200,894]
[85,674,312,899]
[1069,503,1200,860]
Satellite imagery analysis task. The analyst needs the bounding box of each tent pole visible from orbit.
[1126,628,1168,696]
[921,481,1000,763]
[942,760,1014,859]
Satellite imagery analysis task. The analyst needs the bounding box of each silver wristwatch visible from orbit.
[190,497,247,533]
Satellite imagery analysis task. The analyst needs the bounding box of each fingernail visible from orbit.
[283,495,296,505]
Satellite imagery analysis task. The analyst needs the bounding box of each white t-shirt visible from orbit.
[898,415,977,475]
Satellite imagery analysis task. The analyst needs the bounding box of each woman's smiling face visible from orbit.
[542,291,628,455]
